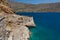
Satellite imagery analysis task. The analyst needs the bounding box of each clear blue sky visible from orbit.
[13,0,60,4]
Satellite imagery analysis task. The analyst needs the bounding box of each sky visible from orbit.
[13,0,60,4]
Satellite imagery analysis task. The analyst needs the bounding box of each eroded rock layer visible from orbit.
[0,12,35,40]
[0,0,35,40]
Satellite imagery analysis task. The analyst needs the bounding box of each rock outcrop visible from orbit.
[0,0,35,40]
[0,4,14,14]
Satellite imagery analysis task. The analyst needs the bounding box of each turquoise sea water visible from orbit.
[16,12,60,40]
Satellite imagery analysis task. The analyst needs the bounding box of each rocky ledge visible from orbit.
[0,0,35,40]
[0,12,35,40]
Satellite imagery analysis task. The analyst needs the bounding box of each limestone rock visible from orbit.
[0,0,35,40]
[0,12,35,40]
[0,4,14,14]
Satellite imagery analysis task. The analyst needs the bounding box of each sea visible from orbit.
[16,12,60,40]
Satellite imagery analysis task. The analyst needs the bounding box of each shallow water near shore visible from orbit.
[16,12,60,40]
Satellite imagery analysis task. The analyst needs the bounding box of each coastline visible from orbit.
[0,12,35,40]
[0,0,35,40]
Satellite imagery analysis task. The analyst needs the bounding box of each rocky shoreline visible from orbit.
[0,12,35,40]
[0,0,35,40]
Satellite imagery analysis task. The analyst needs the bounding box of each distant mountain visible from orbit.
[7,1,60,12]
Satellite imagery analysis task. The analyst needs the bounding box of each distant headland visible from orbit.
[7,1,60,12]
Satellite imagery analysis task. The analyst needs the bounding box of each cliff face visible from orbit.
[0,0,35,40]
[7,1,60,12]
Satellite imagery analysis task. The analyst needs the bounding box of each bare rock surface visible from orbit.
[0,12,35,40]
[0,0,35,40]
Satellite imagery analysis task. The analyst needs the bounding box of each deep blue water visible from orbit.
[16,12,60,40]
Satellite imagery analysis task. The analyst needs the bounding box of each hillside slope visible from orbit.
[8,1,60,12]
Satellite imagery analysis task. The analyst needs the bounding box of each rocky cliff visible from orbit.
[0,0,35,40]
